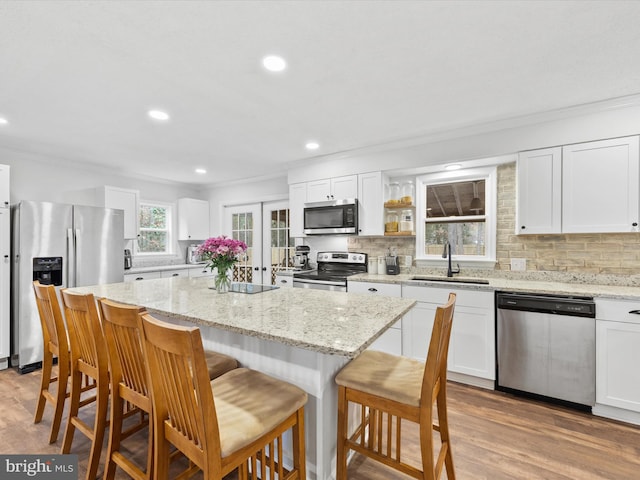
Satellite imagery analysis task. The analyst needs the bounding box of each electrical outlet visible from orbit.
[510,258,526,271]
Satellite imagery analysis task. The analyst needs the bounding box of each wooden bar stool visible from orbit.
[60,289,111,480]
[32,281,96,444]
[139,311,308,480]
[98,298,240,480]
[335,293,457,480]
[32,280,72,444]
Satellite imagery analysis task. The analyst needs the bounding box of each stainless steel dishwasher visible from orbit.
[496,291,596,409]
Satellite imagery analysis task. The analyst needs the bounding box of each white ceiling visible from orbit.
[2,0,640,186]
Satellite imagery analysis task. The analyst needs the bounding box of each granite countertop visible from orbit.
[70,277,416,358]
[349,273,640,300]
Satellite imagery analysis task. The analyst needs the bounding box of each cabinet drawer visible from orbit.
[189,267,213,278]
[348,281,401,297]
[124,271,162,282]
[275,275,293,288]
[402,284,492,307]
[596,298,640,324]
[161,269,190,278]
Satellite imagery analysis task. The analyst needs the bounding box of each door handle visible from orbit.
[254,267,259,271]
[262,267,267,271]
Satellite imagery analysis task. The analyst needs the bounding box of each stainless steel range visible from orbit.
[293,251,367,292]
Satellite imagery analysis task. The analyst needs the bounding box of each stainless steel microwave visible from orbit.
[303,199,358,235]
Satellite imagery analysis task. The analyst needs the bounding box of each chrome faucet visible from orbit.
[442,241,460,277]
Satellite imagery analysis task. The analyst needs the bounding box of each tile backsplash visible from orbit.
[350,162,640,275]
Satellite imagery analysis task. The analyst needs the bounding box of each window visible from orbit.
[416,166,496,265]
[137,202,172,255]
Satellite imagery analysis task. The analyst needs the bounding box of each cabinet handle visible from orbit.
[280,279,288,284]
[628,310,640,315]
[521,225,526,230]
[368,287,378,292]
[135,277,144,281]
[633,222,638,227]
[172,273,179,277]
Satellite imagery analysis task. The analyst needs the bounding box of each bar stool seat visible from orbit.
[335,350,425,406]
[204,350,238,380]
[212,367,308,457]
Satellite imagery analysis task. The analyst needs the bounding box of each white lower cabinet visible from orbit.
[161,268,189,278]
[402,284,495,389]
[348,281,402,355]
[274,274,294,288]
[124,271,162,282]
[594,298,640,425]
[189,266,213,278]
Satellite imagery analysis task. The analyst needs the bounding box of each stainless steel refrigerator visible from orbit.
[11,201,124,372]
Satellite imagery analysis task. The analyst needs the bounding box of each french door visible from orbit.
[223,200,293,285]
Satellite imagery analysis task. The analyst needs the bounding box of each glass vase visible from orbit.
[214,268,231,293]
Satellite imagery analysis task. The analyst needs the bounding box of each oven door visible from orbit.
[293,278,346,292]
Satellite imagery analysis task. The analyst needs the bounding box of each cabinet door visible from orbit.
[517,147,561,234]
[306,179,332,203]
[562,136,640,233]
[289,183,307,237]
[402,301,437,361]
[596,319,640,412]
[178,198,210,241]
[449,305,495,380]
[101,186,139,239]
[357,172,385,236]
[0,209,9,360]
[331,175,358,199]
[0,164,9,208]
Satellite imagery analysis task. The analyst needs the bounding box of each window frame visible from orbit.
[136,200,174,256]
[415,166,497,267]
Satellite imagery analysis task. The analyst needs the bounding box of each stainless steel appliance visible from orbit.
[11,201,124,373]
[303,199,358,235]
[293,251,367,292]
[187,244,205,264]
[496,291,596,409]
[292,245,311,270]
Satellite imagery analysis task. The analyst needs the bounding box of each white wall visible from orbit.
[207,175,289,235]
[288,98,640,183]
[1,148,203,204]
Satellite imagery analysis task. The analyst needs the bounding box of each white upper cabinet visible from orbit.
[517,147,562,234]
[289,182,307,238]
[178,198,210,241]
[97,186,139,239]
[306,175,357,203]
[357,171,385,236]
[562,135,639,233]
[0,164,9,208]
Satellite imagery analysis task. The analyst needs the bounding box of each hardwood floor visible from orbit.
[2,367,640,479]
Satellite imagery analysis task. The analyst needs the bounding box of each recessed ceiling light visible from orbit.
[0,117,8,125]
[195,168,207,174]
[262,55,287,72]
[444,164,462,171]
[148,109,170,121]
[305,142,319,150]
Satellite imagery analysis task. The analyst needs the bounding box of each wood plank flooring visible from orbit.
[2,367,640,479]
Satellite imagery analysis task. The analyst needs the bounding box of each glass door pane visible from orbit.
[263,200,292,285]
[224,204,261,284]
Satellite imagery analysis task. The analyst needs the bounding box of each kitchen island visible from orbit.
[70,276,416,480]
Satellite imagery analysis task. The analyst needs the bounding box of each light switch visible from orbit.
[510,258,526,271]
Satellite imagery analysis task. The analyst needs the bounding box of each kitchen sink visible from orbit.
[409,276,490,285]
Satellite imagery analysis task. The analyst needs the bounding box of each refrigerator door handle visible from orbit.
[67,228,76,288]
